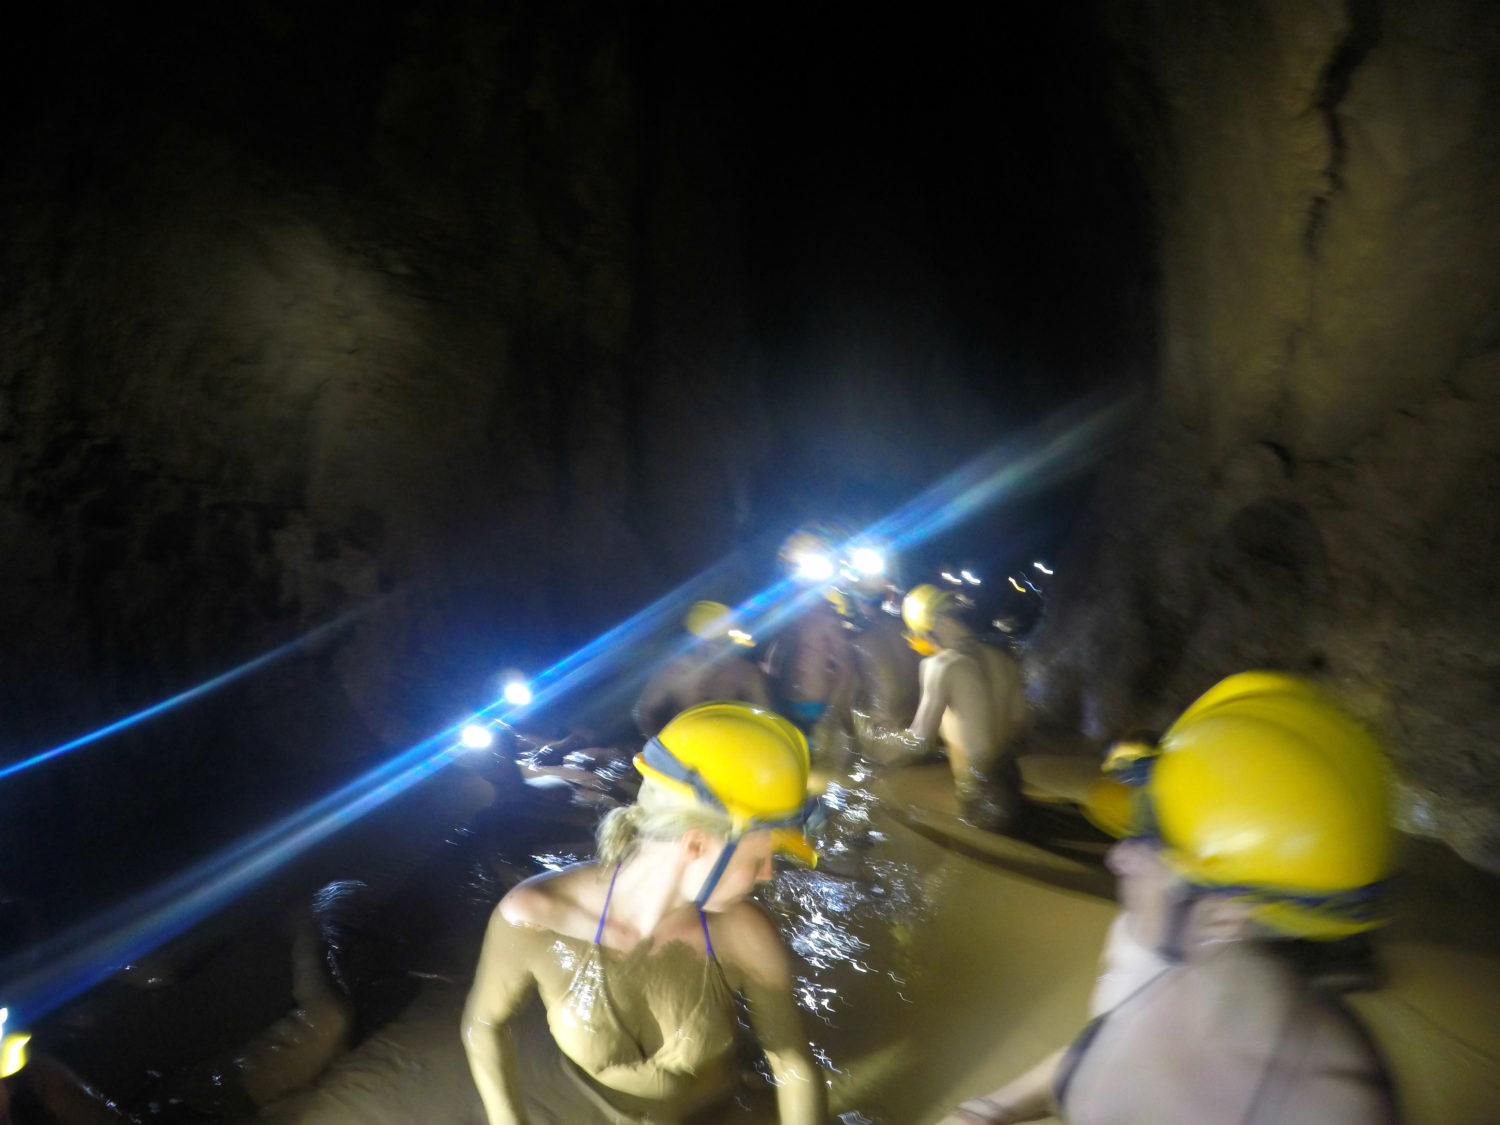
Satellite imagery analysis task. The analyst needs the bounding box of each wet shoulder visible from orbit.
[499,863,608,943]
[1268,994,1398,1124]
[927,646,982,680]
[707,899,795,990]
[1300,992,1393,1079]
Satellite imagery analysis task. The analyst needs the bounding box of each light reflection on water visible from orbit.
[754,777,938,1119]
[531,851,589,872]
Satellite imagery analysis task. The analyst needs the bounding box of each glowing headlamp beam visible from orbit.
[0,603,379,786]
[0,390,1134,1031]
[0,712,488,1025]
[793,551,836,583]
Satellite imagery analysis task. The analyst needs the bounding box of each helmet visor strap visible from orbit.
[1158,881,1206,964]
[694,835,740,908]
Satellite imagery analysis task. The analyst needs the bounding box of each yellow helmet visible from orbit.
[635,702,824,870]
[1080,776,1137,838]
[902,583,960,650]
[1113,672,1395,940]
[684,600,734,639]
[0,1005,28,1078]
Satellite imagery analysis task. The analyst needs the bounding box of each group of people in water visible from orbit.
[635,526,1033,833]
[461,526,1404,1124]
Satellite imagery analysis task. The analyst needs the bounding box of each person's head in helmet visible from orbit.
[842,537,893,591]
[682,601,754,648]
[901,583,984,656]
[1102,672,1395,960]
[778,523,847,587]
[465,700,833,1120]
[608,702,825,910]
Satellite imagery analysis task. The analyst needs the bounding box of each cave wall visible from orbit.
[1029,0,1500,869]
[0,2,775,873]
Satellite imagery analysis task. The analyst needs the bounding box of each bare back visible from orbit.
[911,641,1026,777]
[1062,950,1398,1125]
[766,603,857,707]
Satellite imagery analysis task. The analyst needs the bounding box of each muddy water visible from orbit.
[27,756,1500,1125]
[246,762,1123,1125]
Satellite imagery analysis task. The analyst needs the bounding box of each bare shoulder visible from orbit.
[709,898,795,987]
[1304,994,1389,1073]
[1285,995,1397,1124]
[929,647,981,682]
[498,863,605,939]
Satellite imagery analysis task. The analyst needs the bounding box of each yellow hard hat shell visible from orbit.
[684,600,734,639]
[901,584,957,638]
[1151,672,1395,939]
[1081,777,1137,838]
[636,702,818,865]
[1,1030,29,1078]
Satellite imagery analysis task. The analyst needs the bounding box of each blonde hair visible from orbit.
[596,778,732,867]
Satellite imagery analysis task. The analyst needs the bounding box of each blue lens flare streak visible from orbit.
[0,604,381,785]
[862,392,1136,556]
[0,719,472,1024]
[1,392,1132,1027]
[0,558,769,1023]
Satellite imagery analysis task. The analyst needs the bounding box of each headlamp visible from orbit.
[793,551,836,583]
[460,723,496,750]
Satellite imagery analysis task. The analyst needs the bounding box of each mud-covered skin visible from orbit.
[939,841,1398,1125]
[1060,943,1396,1125]
[463,915,736,1118]
[463,857,828,1125]
[162,909,354,1115]
[634,645,775,739]
[854,634,1027,831]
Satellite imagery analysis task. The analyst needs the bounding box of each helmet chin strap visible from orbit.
[693,835,741,908]
[1157,882,1207,964]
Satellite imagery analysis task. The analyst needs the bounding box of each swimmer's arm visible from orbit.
[721,905,830,1125]
[908,655,951,742]
[462,897,545,1125]
[935,1048,1064,1124]
[847,655,948,766]
[849,708,934,766]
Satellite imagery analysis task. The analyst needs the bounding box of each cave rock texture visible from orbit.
[0,4,775,867]
[1029,0,1500,871]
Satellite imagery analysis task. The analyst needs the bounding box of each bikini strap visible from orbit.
[593,863,622,945]
[697,906,717,961]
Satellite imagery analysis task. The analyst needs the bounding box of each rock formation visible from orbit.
[1027,0,1500,871]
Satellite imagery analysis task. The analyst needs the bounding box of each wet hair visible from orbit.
[595,778,732,867]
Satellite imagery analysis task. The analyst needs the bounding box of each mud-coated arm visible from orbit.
[933,1047,1065,1124]
[720,905,829,1125]
[461,908,543,1125]
[849,708,936,766]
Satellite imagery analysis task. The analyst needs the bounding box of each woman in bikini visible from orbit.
[940,672,1401,1125]
[463,701,829,1125]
